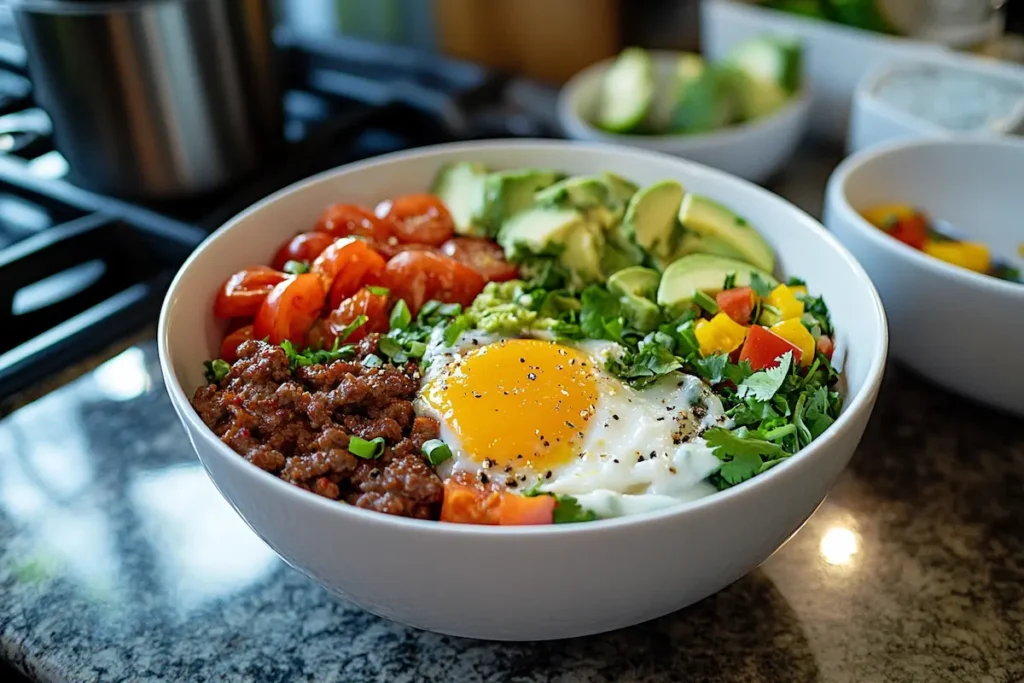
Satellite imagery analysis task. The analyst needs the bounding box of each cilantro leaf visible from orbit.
[797,292,833,335]
[749,272,775,298]
[737,351,792,401]
[704,427,789,461]
[607,341,681,388]
[718,452,764,486]
[580,286,623,341]
[203,359,231,383]
[281,339,356,371]
[443,314,472,345]
[552,494,598,523]
[723,359,753,385]
[694,353,729,384]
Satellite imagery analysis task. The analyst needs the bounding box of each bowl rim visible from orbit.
[557,50,813,150]
[827,135,1024,298]
[158,138,888,537]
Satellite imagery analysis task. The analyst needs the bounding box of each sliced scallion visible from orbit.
[349,436,386,459]
[422,439,452,466]
[693,290,720,316]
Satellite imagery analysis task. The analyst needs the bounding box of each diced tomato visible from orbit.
[498,494,555,525]
[310,238,387,308]
[379,194,455,246]
[220,324,254,362]
[315,203,393,243]
[739,325,803,371]
[252,273,326,344]
[380,251,485,315]
[440,480,502,525]
[715,286,755,325]
[213,266,288,319]
[325,287,390,343]
[371,241,438,260]
[888,213,928,250]
[440,237,519,282]
[817,335,834,360]
[271,232,336,271]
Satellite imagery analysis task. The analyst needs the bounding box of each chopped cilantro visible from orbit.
[281,338,356,370]
[203,359,231,383]
[553,494,598,523]
[693,353,729,384]
[580,285,623,341]
[749,272,774,298]
[718,452,764,486]
[737,351,792,401]
[785,276,806,287]
[335,314,368,342]
[723,272,737,290]
[389,299,411,331]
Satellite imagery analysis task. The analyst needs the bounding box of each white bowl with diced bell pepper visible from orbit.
[558,40,811,184]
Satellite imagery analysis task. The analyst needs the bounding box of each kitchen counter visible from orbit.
[1,148,1023,683]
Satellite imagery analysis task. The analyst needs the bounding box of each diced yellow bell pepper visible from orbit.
[764,284,805,322]
[790,285,808,297]
[771,319,815,366]
[923,240,991,274]
[695,313,748,357]
[861,204,917,230]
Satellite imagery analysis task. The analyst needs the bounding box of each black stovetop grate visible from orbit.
[0,21,560,399]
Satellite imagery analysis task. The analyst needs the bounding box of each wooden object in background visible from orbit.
[434,0,620,83]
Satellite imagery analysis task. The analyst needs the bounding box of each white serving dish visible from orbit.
[848,53,1024,154]
[558,51,812,183]
[160,140,887,640]
[701,0,947,144]
[825,137,1024,415]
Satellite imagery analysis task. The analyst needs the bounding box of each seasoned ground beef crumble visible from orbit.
[191,335,443,519]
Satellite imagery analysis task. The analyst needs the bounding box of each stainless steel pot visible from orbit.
[12,0,283,199]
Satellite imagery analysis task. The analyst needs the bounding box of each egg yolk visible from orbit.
[424,339,598,471]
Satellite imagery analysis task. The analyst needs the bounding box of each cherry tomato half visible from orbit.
[310,238,388,308]
[253,273,326,344]
[213,266,288,319]
[440,237,519,282]
[271,232,336,272]
[315,203,393,243]
[371,241,438,260]
[221,325,254,363]
[715,286,755,326]
[326,287,391,343]
[380,251,486,316]
[380,194,455,246]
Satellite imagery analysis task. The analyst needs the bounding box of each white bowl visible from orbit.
[825,137,1024,415]
[557,51,811,183]
[848,54,1024,154]
[702,0,947,144]
[159,140,887,640]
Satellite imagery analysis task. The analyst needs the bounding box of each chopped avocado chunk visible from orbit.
[431,162,490,236]
[535,176,610,210]
[597,48,654,133]
[723,66,789,121]
[725,36,803,95]
[608,266,660,300]
[601,229,646,275]
[670,56,740,133]
[678,194,775,272]
[657,254,777,316]
[622,180,685,259]
[499,205,583,257]
[560,222,606,287]
[484,169,562,229]
[602,172,639,205]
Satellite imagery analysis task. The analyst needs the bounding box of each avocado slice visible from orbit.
[678,194,775,273]
[498,205,583,258]
[725,36,803,95]
[622,180,685,260]
[669,57,741,134]
[560,222,606,287]
[535,176,610,211]
[601,229,646,275]
[484,169,563,229]
[608,266,660,300]
[597,48,655,133]
[431,162,490,237]
[657,254,778,317]
[602,172,639,205]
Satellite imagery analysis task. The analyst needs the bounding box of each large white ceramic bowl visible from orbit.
[825,137,1024,415]
[159,140,887,640]
[558,51,811,183]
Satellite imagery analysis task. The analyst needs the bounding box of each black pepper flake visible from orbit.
[558,349,567,356]
[613,459,619,464]
[669,467,677,474]
[677,381,685,387]
[503,391,509,396]
[472,391,482,399]
[370,470,380,479]
[479,473,490,484]
[507,479,518,488]
[569,358,576,366]
[520,357,525,363]
[543,440,551,447]
[556,365,564,371]
[649,450,657,458]
[612,414,620,420]
[518,474,527,481]
[472,339,479,345]
[527,372,537,381]
[545,470,552,479]
[565,421,576,429]
[656,417,665,422]
[504,464,513,473]
[577,432,584,439]
[517,454,523,460]
[482,458,494,468]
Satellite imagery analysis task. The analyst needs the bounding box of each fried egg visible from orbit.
[415,330,730,515]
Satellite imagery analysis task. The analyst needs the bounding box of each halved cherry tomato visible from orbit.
[315,203,393,242]
[440,479,502,525]
[380,194,455,246]
[380,251,485,315]
[213,266,288,319]
[271,232,336,272]
[739,325,803,371]
[716,286,755,325]
[372,241,438,260]
[326,287,390,343]
[310,238,387,308]
[253,273,326,344]
[889,213,928,250]
[220,325,254,363]
[497,494,555,525]
[440,237,519,282]
[817,335,834,360]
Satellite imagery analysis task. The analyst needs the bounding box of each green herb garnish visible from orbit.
[693,290,720,316]
[336,314,368,342]
[283,260,310,275]
[281,338,356,370]
[367,285,390,297]
[203,359,231,383]
[749,272,774,298]
[422,439,453,466]
[389,299,412,331]
[723,272,737,290]
[348,436,386,459]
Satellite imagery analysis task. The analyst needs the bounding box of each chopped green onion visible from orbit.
[389,299,411,331]
[362,353,383,368]
[443,314,471,345]
[378,335,405,361]
[437,302,462,317]
[349,436,386,459]
[693,290,720,316]
[203,359,231,383]
[367,285,390,296]
[422,439,452,466]
[723,272,737,290]
[283,260,310,275]
[336,314,368,341]
[406,341,427,358]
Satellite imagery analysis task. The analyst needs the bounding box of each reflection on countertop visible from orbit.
[1,338,1022,683]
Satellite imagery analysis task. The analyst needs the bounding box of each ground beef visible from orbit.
[190,335,444,519]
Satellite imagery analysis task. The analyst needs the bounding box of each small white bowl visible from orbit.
[557,51,811,183]
[825,137,1024,415]
[848,54,1024,154]
[160,140,887,640]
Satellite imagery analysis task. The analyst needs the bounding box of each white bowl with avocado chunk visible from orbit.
[559,44,811,184]
[161,139,887,640]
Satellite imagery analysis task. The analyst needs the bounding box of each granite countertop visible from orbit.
[1,150,1023,683]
